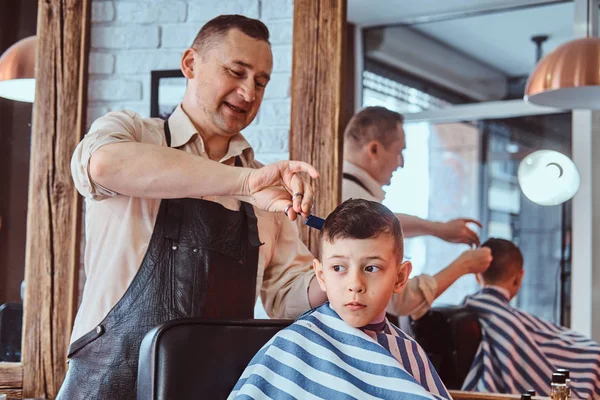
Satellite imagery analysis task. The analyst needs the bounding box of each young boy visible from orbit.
[462,238,600,398]
[229,199,451,399]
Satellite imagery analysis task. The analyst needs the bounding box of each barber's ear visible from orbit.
[368,141,379,157]
[393,261,412,293]
[313,259,327,292]
[181,48,198,79]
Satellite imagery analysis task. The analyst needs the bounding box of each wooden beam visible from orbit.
[21,0,90,398]
[0,363,22,389]
[290,0,347,255]
[0,363,23,399]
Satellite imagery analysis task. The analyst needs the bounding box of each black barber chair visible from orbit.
[410,306,482,390]
[0,302,23,362]
[137,319,292,400]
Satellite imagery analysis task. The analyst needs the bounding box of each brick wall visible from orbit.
[87,0,293,164]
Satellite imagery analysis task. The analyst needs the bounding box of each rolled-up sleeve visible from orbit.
[260,215,316,319]
[71,110,148,201]
[387,274,437,319]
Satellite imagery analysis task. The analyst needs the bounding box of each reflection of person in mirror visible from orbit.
[58,15,327,400]
[462,238,600,398]
[230,199,451,399]
[342,106,492,319]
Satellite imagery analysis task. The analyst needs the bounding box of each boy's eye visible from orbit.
[365,265,380,273]
[332,265,346,272]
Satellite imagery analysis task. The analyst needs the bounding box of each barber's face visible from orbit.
[181,29,273,135]
[373,124,406,186]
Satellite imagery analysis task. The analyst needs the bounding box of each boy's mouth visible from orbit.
[345,301,366,311]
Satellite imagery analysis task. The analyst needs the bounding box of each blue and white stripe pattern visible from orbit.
[229,303,450,399]
[462,287,600,398]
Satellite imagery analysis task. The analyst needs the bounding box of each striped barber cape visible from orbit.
[462,287,600,398]
[229,303,451,399]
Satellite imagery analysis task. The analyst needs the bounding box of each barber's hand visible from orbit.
[435,218,482,247]
[454,247,493,275]
[246,160,319,221]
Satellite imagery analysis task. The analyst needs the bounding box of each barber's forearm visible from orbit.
[308,275,327,308]
[89,142,251,199]
[395,213,439,238]
[432,260,468,297]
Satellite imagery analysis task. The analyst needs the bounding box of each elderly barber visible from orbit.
[58,15,326,399]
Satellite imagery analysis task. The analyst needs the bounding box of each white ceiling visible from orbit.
[348,0,576,76]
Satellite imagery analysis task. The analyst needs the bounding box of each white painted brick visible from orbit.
[161,24,203,48]
[92,2,115,23]
[188,0,259,22]
[265,20,293,45]
[261,0,293,20]
[92,26,159,49]
[89,52,114,74]
[89,79,143,101]
[272,45,292,72]
[111,103,151,118]
[263,73,290,99]
[259,99,290,127]
[115,2,186,23]
[87,105,110,127]
[115,51,183,74]
[242,127,289,153]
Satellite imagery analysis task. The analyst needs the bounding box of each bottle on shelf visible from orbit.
[556,368,571,399]
[551,372,569,400]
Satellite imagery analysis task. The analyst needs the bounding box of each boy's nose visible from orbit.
[348,278,365,293]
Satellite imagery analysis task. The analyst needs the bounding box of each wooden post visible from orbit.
[290,0,347,255]
[21,0,90,398]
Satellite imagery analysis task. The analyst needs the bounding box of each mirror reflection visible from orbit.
[345,0,597,395]
[0,0,38,364]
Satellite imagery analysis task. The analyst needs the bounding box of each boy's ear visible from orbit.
[393,260,412,293]
[514,269,525,288]
[475,273,484,287]
[313,259,327,292]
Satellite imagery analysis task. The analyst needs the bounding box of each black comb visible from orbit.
[304,215,325,230]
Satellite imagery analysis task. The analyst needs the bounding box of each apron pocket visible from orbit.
[67,324,105,359]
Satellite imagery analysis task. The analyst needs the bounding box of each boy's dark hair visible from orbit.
[481,238,524,283]
[192,15,270,55]
[344,106,404,148]
[321,199,403,261]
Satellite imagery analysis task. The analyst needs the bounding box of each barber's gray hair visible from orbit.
[344,106,404,147]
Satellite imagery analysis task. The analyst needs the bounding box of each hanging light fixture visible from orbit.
[518,150,580,206]
[0,36,37,103]
[525,0,600,109]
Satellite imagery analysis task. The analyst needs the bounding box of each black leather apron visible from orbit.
[58,120,261,399]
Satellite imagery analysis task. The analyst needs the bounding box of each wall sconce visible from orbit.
[0,35,37,103]
[518,150,580,206]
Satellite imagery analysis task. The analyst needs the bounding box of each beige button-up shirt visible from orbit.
[69,105,315,343]
[342,160,437,319]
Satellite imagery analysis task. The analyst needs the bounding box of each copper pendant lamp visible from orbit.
[0,35,37,103]
[525,1,600,109]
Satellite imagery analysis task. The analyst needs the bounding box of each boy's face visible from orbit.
[314,234,411,328]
